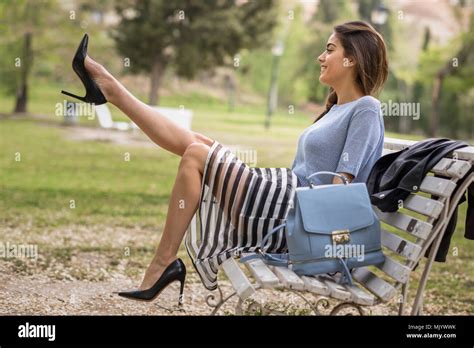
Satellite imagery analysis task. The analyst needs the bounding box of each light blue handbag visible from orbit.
[241,171,385,285]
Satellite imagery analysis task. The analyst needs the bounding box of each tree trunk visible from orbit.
[14,31,32,113]
[148,59,165,105]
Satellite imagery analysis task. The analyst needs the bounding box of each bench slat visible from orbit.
[344,283,376,306]
[272,266,305,291]
[419,176,456,197]
[383,137,417,150]
[321,276,352,301]
[431,158,472,179]
[374,254,411,284]
[402,194,444,219]
[330,274,377,306]
[352,267,397,301]
[221,258,255,300]
[381,229,422,262]
[381,148,395,156]
[301,276,330,296]
[382,149,472,179]
[453,146,474,162]
[384,138,474,163]
[374,207,432,240]
[242,256,280,289]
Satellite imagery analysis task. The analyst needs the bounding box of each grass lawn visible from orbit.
[0,81,472,314]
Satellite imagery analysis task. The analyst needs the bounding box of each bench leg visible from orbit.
[206,285,238,315]
[399,280,410,315]
[411,174,473,315]
[329,302,365,316]
[411,204,450,315]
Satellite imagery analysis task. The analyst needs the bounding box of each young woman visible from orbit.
[64,20,388,303]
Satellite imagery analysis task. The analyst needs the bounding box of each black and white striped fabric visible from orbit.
[185,140,297,290]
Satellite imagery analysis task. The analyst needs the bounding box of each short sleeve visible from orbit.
[336,107,382,178]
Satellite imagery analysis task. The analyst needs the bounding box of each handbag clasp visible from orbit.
[332,229,350,244]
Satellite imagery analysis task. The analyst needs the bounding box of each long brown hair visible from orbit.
[314,21,388,123]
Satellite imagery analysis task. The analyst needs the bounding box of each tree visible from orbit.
[0,0,50,113]
[111,0,277,105]
[431,18,474,137]
[0,0,89,114]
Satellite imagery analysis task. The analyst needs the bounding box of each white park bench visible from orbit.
[94,104,138,131]
[94,105,193,131]
[188,137,474,315]
[152,106,193,130]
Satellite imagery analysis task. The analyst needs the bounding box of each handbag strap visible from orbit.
[306,171,349,187]
[239,252,289,266]
[337,257,353,286]
[239,223,288,266]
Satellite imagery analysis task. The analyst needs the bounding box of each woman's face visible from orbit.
[318,32,354,87]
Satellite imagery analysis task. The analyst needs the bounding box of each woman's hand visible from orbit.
[333,172,354,184]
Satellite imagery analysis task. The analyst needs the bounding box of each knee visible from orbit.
[192,132,214,146]
[183,142,210,157]
[181,142,210,169]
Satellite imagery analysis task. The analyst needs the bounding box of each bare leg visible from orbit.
[84,56,214,156]
[82,57,214,289]
[138,142,210,290]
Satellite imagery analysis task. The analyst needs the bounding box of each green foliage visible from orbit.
[0,0,471,139]
[301,0,354,104]
[111,0,277,79]
[414,23,474,139]
[237,49,272,96]
[276,6,313,105]
[0,0,54,96]
[0,0,115,111]
[0,39,22,95]
[316,0,353,23]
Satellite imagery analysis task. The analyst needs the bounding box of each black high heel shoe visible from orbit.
[61,33,107,105]
[118,258,186,306]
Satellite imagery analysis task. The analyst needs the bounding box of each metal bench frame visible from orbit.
[188,137,474,315]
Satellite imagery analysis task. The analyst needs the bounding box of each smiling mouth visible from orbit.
[320,65,327,72]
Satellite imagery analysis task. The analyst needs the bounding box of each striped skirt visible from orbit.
[185,140,298,290]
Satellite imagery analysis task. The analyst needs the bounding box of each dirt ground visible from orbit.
[0,270,397,316]
[0,254,450,316]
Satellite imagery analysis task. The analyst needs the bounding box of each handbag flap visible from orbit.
[296,183,375,234]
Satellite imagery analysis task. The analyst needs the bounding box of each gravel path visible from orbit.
[0,263,402,316]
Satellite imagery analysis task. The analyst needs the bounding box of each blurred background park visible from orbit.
[0,0,473,315]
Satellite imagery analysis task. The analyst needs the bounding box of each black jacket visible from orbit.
[366,138,473,262]
[367,138,469,212]
[424,168,473,262]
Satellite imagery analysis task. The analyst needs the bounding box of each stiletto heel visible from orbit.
[61,33,107,105]
[61,90,85,102]
[118,258,186,303]
[178,276,185,306]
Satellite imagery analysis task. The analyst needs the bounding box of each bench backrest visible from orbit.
[352,137,474,304]
[94,104,114,128]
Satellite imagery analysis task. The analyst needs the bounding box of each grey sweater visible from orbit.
[291,95,385,187]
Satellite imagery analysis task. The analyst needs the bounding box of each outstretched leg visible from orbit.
[138,142,210,290]
[84,56,214,156]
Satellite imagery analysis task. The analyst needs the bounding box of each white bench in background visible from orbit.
[94,104,138,131]
[189,137,474,316]
[94,105,193,131]
[152,106,193,130]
